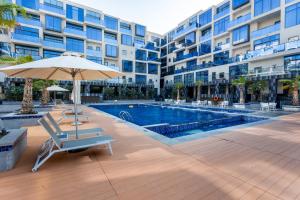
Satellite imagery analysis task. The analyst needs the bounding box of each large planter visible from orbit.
[0,128,27,172]
[282,105,300,112]
[1,112,45,129]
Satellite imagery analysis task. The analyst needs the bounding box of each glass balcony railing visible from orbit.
[16,16,41,27]
[214,9,230,20]
[200,33,211,42]
[104,38,118,45]
[147,57,159,61]
[173,23,198,39]
[14,53,42,60]
[43,40,65,50]
[251,23,280,39]
[85,16,103,26]
[39,4,65,15]
[174,51,198,62]
[214,43,230,52]
[86,49,102,57]
[120,28,132,35]
[64,28,86,37]
[228,13,251,28]
[12,33,41,44]
[248,66,285,77]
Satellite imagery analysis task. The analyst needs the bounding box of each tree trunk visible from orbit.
[197,86,201,101]
[177,89,180,101]
[21,78,34,114]
[292,81,299,106]
[41,87,49,105]
[239,87,245,104]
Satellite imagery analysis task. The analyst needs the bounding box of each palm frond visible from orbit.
[0,3,26,28]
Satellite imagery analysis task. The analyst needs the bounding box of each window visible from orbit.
[232,25,249,45]
[15,26,39,37]
[105,44,118,57]
[135,75,146,84]
[45,15,62,32]
[135,62,147,73]
[184,73,194,85]
[214,51,230,65]
[66,37,84,53]
[253,34,280,49]
[199,9,212,27]
[185,31,196,45]
[187,59,197,67]
[66,22,83,31]
[148,52,158,61]
[212,72,217,80]
[284,54,300,71]
[17,0,39,10]
[229,64,248,79]
[196,71,208,82]
[148,64,158,74]
[233,0,249,10]
[122,60,133,72]
[43,50,62,58]
[214,16,230,35]
[66,4,84,22]
[44,0,63,9]
[44,34,63,43]
[285,2,300,28]
[86,26,102,41]
[134,37,145,47]
[104,16,118,30]
[15,45,39,57]
[121,34,133,46]
[86,10,101,21]
[104,32,117,42]
[254,0,280,16]
[87,56,102,64]
[216,2,230,14]
[135,24,146,37]
[199,40,212,55]
[174,75,183,84]
[135,49,147,61]
[219,72,225,79]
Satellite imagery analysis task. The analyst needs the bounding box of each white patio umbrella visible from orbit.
[0,52,123,139]
[71,80,81,105]
[47,85,69,105]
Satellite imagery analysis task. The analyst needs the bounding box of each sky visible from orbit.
[69,0,223,35]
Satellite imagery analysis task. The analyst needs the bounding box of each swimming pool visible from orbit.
[91,104,265,139]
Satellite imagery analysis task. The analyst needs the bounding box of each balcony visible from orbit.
[16,16,41,27]
[64,28,86,38]
[43,40,65,50]
[104,38,118,45]
[248,66,285,77]
[39,4,65,15]
[86,49,102,57]
[120,28,132,35]
[12,33,41,44]
[173,23,198,39]
[228,13,251,28]
[251,23,280,39]
[200,33,211,42]
[85,16,103,26]
[14,53,42,60]
[174,51,198,62]
[214,9,230,20]
[214,43,230,52]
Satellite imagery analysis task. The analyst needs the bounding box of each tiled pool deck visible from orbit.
[0,105,300,199]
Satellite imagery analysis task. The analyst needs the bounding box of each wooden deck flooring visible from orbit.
[0,107,300,200]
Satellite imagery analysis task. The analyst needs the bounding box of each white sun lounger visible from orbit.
[45,113,103,139]
[57,109,89,124]
[32,118,113,172]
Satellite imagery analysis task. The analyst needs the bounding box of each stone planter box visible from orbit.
[0,128,27,172]
[282,105,300,112]
[1,112,45,129]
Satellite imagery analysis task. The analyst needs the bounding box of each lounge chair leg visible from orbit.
[107,143,113,155]
[32,151,56,172]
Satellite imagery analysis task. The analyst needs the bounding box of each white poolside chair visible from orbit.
[260,103,270,111]
[269,102,277,111]
[46,113,103,140]
[220,101,229,108]
[32,118,113,172]
[207,101,213,107]
[57,109,89,124]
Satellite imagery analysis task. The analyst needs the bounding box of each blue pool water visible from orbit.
[91,104,265,139]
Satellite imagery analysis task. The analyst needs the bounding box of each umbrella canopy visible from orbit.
[0,52,122,80]
[47,85,69,92]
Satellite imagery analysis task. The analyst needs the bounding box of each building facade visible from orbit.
[161,0,300,104]
[0,0,162,100]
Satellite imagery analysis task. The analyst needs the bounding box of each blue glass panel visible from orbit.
[43,50,62,58]
[135,49,147,61]
[135,62,147,73]
[232,0,249,10]
[253,34,280,49]
[148,63,158,74]
[199,40,212,55]
[122,60,133,72]
[135,74,147,84]
[214,16,230,35]
[254,0,280,16]
[196,71,208,82]
[105,44,118,57]
[285,2,300,28]
[104,16,118,30]
[135,24,146,37]
[86,26,102,41]
[66,37,84,53]
[15,26,39,37]
[45,15,62,32]
[232,25,249,45]
[121,34,133,46]
[66,4,84,22]
[17,0,39,10]
[199,9,212,27]
[185,31,196,45]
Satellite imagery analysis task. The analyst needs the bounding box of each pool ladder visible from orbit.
[119,111,133,122]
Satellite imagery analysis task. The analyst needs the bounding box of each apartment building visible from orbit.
[0,0,162,98]
[161,0,300,103]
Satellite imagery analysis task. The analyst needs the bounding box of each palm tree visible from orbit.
[174,82,184,101]
[232,77,247,104]
[33,80,58,105]
[280,76,300,106]
[249,80,268,102]
[0,1,26,29]
[195,80,203,101]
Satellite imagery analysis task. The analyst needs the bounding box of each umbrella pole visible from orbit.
[54,91,56,106]
[72,75,79,139]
